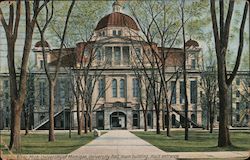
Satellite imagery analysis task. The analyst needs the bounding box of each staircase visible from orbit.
[171,106,202,128]
[33,109,65,130]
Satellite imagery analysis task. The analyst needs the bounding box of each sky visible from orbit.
[0,0,249,72]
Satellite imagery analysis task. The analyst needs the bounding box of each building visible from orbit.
[0,1,249,130]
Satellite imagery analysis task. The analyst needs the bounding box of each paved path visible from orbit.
[70,130,173,159]
[69,130,249,160]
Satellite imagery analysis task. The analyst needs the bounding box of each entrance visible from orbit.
[110,112,126,129]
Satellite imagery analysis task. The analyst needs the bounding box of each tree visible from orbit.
[23,66,35,135]
[128,0,183,135]
[0,1,46,150]
[200,53,217,133]
[36,0,75,141]
[210,0,248,147]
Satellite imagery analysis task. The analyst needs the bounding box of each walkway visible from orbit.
[70,130,174,159]
[69,130,249,160]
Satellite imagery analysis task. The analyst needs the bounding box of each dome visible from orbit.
[185,39,199,47]
[95,12,139,31]
[34,40,50,48]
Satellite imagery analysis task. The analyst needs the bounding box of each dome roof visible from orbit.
[185,39,199,47]
[95,12,139,31]
[34,40,50,48]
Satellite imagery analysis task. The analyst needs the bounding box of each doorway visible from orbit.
[110,112,127,129]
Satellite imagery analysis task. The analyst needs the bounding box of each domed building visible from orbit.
[32,1,203,130]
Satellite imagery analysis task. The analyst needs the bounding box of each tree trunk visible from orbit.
[9,103,21,152]
[89,112,92,132]
[206,109,209,130]
[217,54,231,147]
[69,104,72,138]
[162,109,165,130]
[209,100,213,133]
[76,97,82,135]
[156,110,160,134]
[24,111,29,135]
[49,81,56,142]
[143,111,147,131]
[166,104,170,137]
[84,110,88,134]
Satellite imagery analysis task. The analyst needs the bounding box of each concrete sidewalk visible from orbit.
[70,130,172,158]
[69,130,249,160]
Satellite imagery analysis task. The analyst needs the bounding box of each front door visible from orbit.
[110,112,126,129]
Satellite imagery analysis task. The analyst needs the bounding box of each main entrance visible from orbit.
[110,112,127,129]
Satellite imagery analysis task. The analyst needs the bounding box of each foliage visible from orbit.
[44,1,110,47]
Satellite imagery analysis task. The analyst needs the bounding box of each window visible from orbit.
[236,102,240,110]
[133,78,139,97]
[147,112,152,126]
[236,90,240,97]
[105,47,112,65]
[112,79,117,97]
[120,79,125,98]
[171,81,176,104]
[96,49,101,61]
[190,81,197,104]
[114,47,121,65]
[40,60,44,69]
[135,48,142,62]
[118,30,122,36]
[60,81,66,105]
[113,30,117,36]
[39,81,46,106]
[123,46,130,65]
[180,81,185,104]
[98,79,105,98]
[3,80,8,89]
[236,78,240,85]
[236,114,240,122]
[191,59,196,69]
[4,92,8,100]
[102,31,105,36]
[133,112,139,127]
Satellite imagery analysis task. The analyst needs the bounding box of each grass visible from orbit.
[132,130,250,152]
[0,132,98,154]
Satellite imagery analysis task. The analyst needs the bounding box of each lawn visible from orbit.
[132,130,250,152]
[0,132,97,154]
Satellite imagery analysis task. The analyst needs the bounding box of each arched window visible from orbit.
[120,79,125,97]
[112,79,117,97]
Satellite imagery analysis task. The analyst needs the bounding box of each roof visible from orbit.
[95,12,139,31]
[185,39,199,47]
[34,40,50,48]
